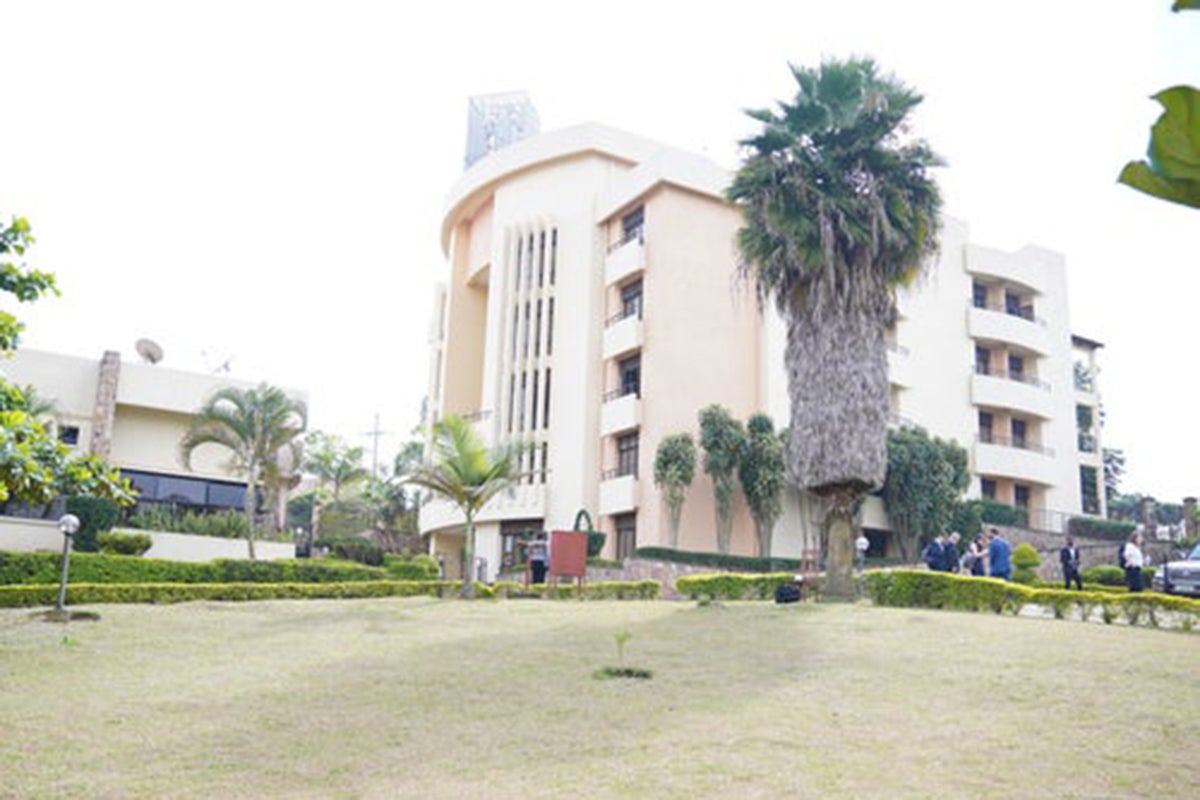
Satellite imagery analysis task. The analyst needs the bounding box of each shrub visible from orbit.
[1082,565,1126,586]
[96,532,152,556]
[125,505,252,540]
[1012,542,1041,584]
[383,553,439,580]
[0,551,389,585]
[316,537,385,567]
[634,546,803,574]
[675,573,799,601]
[978,499,1027,528]
[65,495,122,553]
[587,531,606,558]
[1067,517,1137,541]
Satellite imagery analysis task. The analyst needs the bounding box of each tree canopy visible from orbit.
[653,432,696,549]
[880,426,969,561]
[698,405,744,555]
[738,414,786,558]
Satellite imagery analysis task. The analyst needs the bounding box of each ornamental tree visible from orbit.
[653,432,696,549]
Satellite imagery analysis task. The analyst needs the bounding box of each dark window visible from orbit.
[621,280,643,320]
[614,513,637,560]
[621,206,644,243]
[1014,484,1031,508]
[58,425,81,445]
[1080,466,1100,515]
[534,299,542,357]
[522,302,531,356]
[981,478,997,500]
[616,433,639,478]
[500,519,544,572]
[549,229,557,285]
[540,442,549,484]
[978,412,994,443]
[157,475,208,505]
[514,237,523,290]
[511,306,519,360]
[518,372,527,431]
[543,369,551,429]
[537,231,546,287]
[975,346,991,375]
[530,371,540,431]
[526,234,535,288]
[1008,354,1025,382]
[546,299,554,356]
[207,481,247,508]
[1011,418,1027,449]
[618,355,641,398]
[1005,291,1021,316]
[972,282,988,309]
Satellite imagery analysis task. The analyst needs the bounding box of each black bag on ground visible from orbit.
[774,582,801,604]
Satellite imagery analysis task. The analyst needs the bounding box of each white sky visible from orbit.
[3,1,1198,501]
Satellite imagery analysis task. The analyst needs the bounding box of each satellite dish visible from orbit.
[135,338,164,364]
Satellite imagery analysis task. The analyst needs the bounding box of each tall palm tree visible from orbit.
[727,58,942,597]
[180,384,307,560]
[402,415,519,598]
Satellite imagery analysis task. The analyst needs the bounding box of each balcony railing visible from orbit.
[972,299,1046,327]
[606,225,644,254]
[976,433,1055,457]
[604,306,642,328]
[973,365,1050,391]
[601,466,638,480]
[602,387,640,403]
[461,409,492,423]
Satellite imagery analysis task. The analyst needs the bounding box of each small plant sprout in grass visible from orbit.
[593,627,652,681]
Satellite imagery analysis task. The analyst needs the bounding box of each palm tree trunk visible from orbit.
[754,518,771,558]
[243,462,258,561]
[460,509,475,598]
[823,485,858,599]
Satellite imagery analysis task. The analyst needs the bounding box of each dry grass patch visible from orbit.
[0,599,1195,799]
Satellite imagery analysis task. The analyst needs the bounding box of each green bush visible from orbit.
[634,546,804,574]
[316,537,385,567]
[862,570,1200,630]
[522,580,661,600]
[65,495,122,553]
[1011,542,1041,584]
[978,499,1027,528]
[587,531,606,558]
[125,505,252,539]
[1082,565,1125,586]
[96,532,152,556]
[383,553,439,580]
[675,572,800,600]
[1067,517,1137,541]
[0,551,389,585]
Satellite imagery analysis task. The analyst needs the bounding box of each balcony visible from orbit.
[967,306,1050,356]
[973,436,1056,486]
[599,470,638,515]
[603,310,643,360]
[419,483,547,533]
[600,389,640,436]
[886,343,914,389]
[604,229,645,286]
[970,370,1053,419]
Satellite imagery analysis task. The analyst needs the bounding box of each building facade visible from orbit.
[421,122,1105,578]
[2,348,306,515]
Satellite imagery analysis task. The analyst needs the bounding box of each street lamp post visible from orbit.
[55,513,81,614]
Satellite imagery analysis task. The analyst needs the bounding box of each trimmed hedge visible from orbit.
[862,570,1200,631]
[635,547,804,574]
[315,536,385,567]
[383,553,439,580]
[0,551,389,585]
[674,572,801,600]
[1067,517,1137,541]
[65,495,122,553]
[0,578,663,607]
[96,532,152,556]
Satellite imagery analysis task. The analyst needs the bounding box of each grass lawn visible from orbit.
[1,598,1195,799]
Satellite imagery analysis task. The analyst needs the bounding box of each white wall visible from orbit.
[0,517,294,562]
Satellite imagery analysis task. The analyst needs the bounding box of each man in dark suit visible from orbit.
[1060,537,1082,590]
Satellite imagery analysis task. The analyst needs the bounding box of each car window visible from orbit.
[1189,544,1200,561]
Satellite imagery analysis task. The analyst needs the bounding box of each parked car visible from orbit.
[1152,543,1200,596]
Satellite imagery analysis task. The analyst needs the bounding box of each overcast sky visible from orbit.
[3,1,1198,501]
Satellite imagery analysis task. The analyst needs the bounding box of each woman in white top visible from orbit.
[1123,533,1145,593]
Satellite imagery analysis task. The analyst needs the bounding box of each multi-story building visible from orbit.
[2,347,307,516]
[421,120,1104,579]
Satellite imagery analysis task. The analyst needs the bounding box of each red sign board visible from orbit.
[549,530,588,579]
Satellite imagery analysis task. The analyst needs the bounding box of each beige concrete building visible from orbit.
[2,348,305,514]
[421,122,1105,577]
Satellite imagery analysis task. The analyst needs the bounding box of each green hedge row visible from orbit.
[674,572,802,600]
[0,579,663,607]
[1068,517,1137,540]
[634,547,804,574]
[863,570,1200,631]
[0,551,390,585]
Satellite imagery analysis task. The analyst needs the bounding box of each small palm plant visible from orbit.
[402,415,520,598]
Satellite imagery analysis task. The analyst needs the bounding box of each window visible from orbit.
[537,231,546,287]
[534,299,542,357]
[978,412,994,444]
[618,355,641,398]
[975,346,991,375]
[549,229,557,285]
[1014,484,1031,509]
[1008,354,1024,382]
[621,280,643,321]
[621,206,644,244]
[614,513,637,560]
[500,519,544,571]
[518,372,527,431]
[1011,418,1027,449]
[540,442,549,484]
[1080,466,1100,515]
[546,299,554,356]
[530,370,540,430]
[542,369,551,429]
[980,478,997,500]
[972,282,988,309]
[1005,290,1021,316]
[58,425,81,445]
[616,433,639,477]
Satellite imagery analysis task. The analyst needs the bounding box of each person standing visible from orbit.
[1122,532,1145,593]
[1060,537,1083,590]
[987,528,1012,581]
[528,534,549,586]
[943,532,962,573]
[923,534,947,571]
[855,531,870,571]
[966,534,987,576]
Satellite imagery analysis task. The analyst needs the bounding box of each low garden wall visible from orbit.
[987,524,1180,581]
[0,516,294,562]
